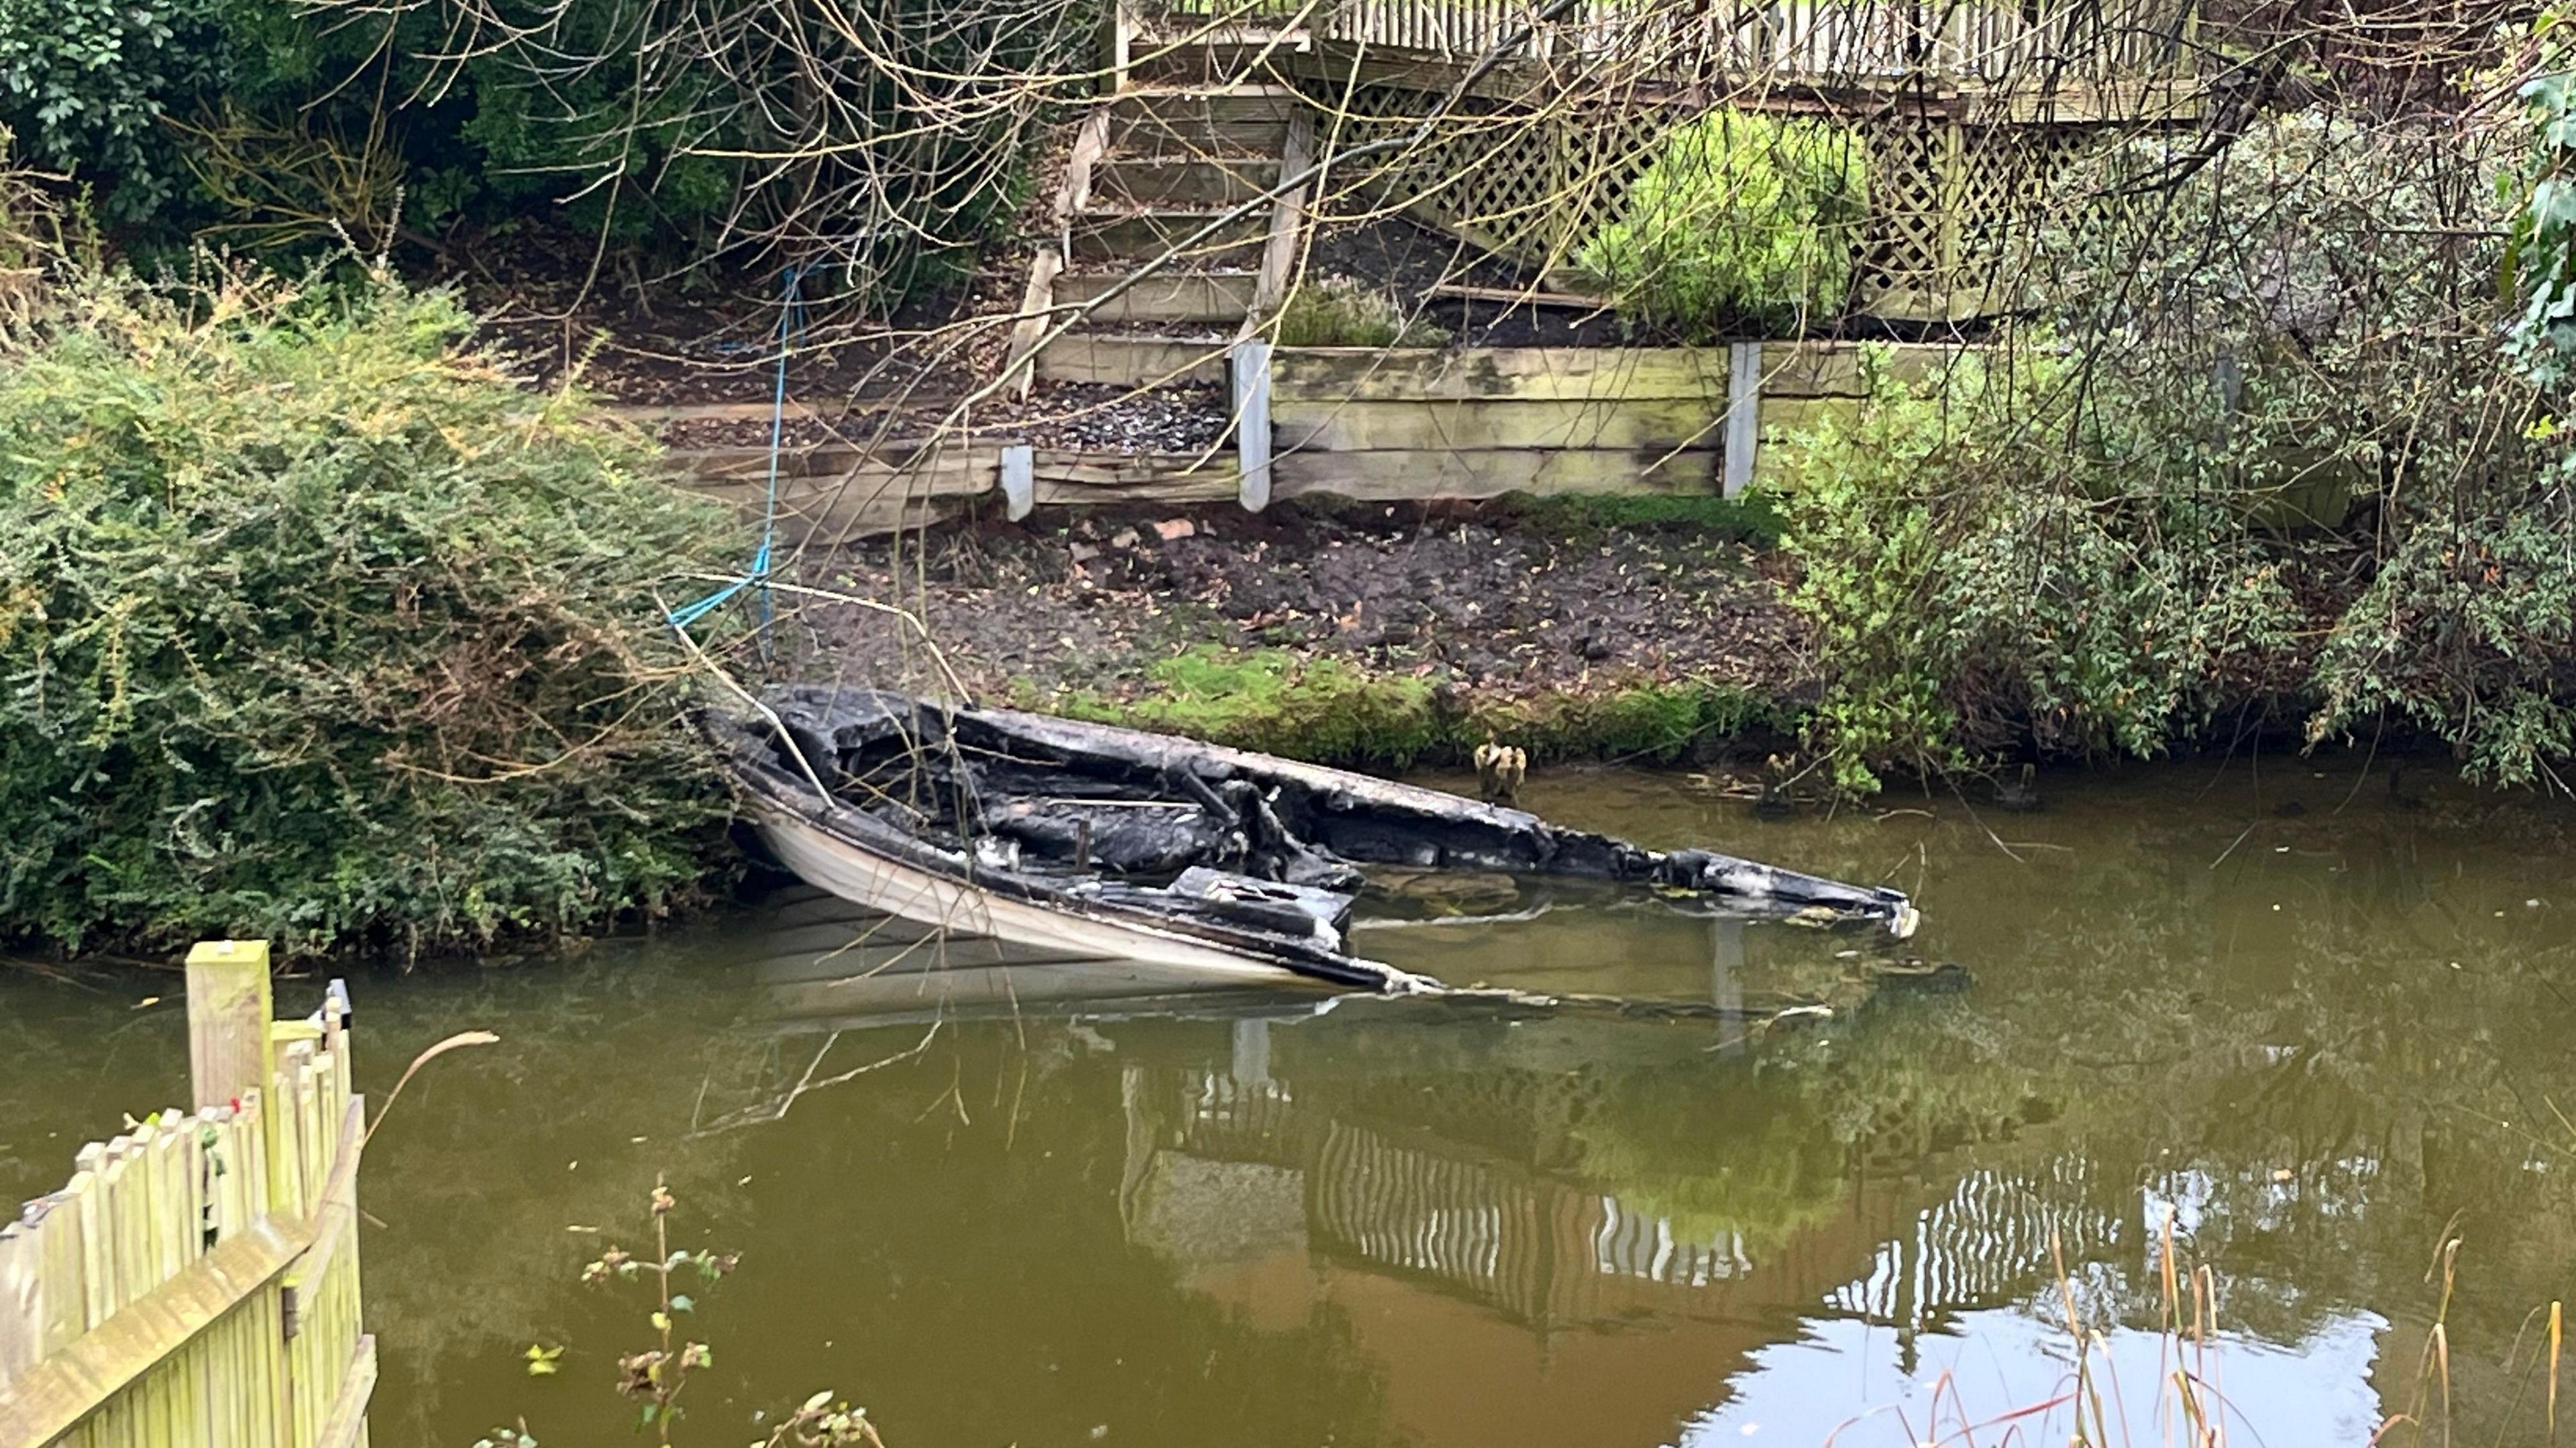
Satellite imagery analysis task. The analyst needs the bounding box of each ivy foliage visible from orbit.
[0,0,236,223]
[1575,109,1869,337]
[2512,56,2576,382]
[0,260,749,956]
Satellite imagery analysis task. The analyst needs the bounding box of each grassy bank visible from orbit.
[1038,645,1803,771]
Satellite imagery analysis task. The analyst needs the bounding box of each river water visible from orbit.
[4,757,2573,1447]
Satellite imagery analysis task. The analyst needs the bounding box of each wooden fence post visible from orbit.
[185,940,272,1113]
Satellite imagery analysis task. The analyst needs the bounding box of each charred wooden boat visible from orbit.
[710,686,1919,995]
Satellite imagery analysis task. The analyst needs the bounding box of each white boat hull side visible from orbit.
[751,807,1343,991]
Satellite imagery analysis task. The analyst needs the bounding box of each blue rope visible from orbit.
[668,263,815,633]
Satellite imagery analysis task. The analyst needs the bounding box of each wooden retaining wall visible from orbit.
[652,340,1955,539]
[1267,342,1948,500]
[1271,346,1730,499]
[666,439,1243,541]
[0,944,373,1448]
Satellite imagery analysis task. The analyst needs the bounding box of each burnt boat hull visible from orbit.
[745,797,1372,991]
[974,704,1921,936]
[713,687,1917,995]
[742,886,1348,1029]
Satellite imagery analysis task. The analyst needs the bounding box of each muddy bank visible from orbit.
[790,498,1809,767]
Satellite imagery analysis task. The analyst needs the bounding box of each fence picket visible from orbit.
[0,954,373,1448]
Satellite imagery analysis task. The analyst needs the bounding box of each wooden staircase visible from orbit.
[1007,68,1311,393]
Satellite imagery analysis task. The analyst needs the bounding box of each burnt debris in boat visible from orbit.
[710,686,1919,995]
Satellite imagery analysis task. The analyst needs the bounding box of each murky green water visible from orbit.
[7,757,2575,1447]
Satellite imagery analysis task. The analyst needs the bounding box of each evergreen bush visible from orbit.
[1772,344,2296,795]
[0,259,750,956]
[0,0,238,223]
[1574,109,1870,337]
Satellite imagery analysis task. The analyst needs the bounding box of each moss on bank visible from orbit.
[1040,645,1801,771]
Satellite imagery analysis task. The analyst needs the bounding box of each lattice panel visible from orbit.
[1857,113,1954,296]
[1309,74,2109,321]
[1299,80,1444,202]
[1854,115,2110,317]
[1955,124,2094,268]
[1307,80,1677,271]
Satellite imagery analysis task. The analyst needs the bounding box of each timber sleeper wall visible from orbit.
[1268,346,1733,500]
[655,340,1956,537]
[1268,342,1952,500]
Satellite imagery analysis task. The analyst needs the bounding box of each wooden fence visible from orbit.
[1315,0,2197,85]
[0,942,373,1448]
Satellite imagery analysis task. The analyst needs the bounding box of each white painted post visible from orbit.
[1234,338,1273,512]
[1723,340,1763,498]
[1109,0,1134,93]
[1000,443,1035,522]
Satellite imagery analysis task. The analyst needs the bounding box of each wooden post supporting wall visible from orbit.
[1000,443,1036,521]
[1001,247,1062,402]
[1233,338,1274,512]
[1248,113,1316,323]
[1723,341,1762,498]
[185,940,272,1112]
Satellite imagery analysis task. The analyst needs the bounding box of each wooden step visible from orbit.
[1033,334,1232,388]
[1108,87,1297,156]
[1068,209,1267,264]
[1093,156,1272,207]
[1055,270,1259,324]
[1109,116,1294,158]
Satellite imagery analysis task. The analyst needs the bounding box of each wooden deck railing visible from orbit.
[0,942,373,1448]
[1306,0,2196,85]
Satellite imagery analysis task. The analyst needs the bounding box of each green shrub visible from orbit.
[0,259,751,956]
[1772,342,2296,795]
[1273,276,1449,349]
[1575,109,1869,337]
[0,0,239,223]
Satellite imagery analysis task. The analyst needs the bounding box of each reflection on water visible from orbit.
[4,757,2574,1447]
